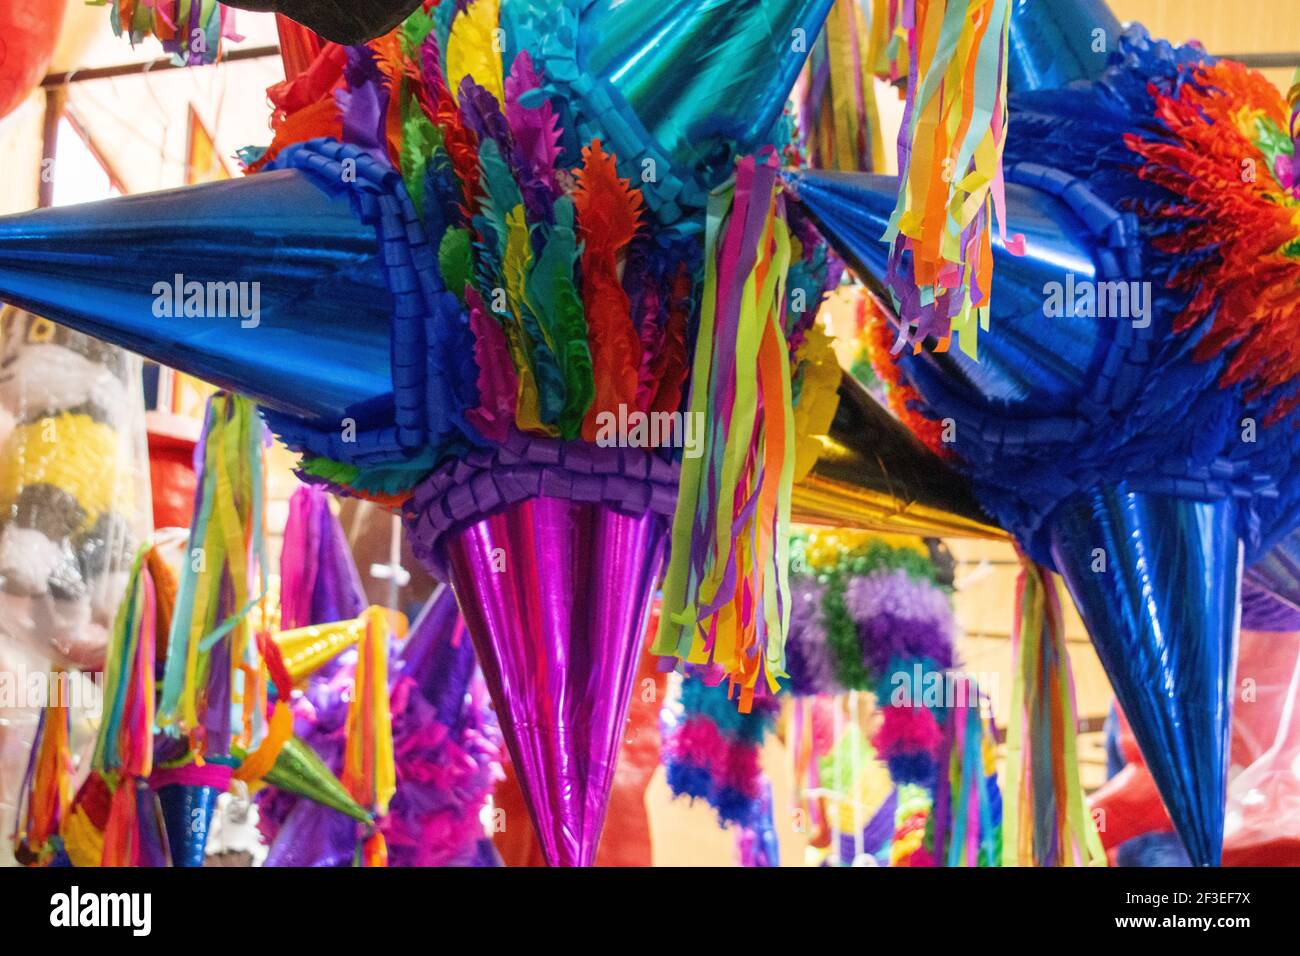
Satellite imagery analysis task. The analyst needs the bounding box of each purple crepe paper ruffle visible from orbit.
[784,578,838,696]
[405,430,679,577]
[257,647,501,867]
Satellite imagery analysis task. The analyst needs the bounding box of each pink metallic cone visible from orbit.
[442,497,667,867]
[406,434,678,866]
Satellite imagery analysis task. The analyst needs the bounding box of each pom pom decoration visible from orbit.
[781,528,1001,864]
[786,530,954,788]
[660,670,781,832]
[0,306,148,672]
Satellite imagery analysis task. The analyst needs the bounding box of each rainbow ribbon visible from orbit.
[92,547,164,866]
[1003,555,1106,867]
[342,607,403,866]
[158,392,269,759]
[882,0,1020,358]
[654,151,797,709]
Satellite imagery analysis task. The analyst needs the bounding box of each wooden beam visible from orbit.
[38,88,66,209]
[40,44,281,88]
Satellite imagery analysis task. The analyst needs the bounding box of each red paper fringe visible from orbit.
[1127,60,1300,425]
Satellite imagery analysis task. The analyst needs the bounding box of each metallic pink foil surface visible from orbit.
[441,496,667,867]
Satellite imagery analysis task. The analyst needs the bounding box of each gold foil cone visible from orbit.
[792,374,1006,540]
[270,607,405,684]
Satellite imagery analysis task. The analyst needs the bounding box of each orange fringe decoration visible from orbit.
[859,292,951,456]
[575,140,645,441]
[1127,59,1300,425]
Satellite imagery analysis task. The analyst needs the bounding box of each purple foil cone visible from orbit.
[438,496,668,867]
[134,780,173,867]
[280,483,369,652]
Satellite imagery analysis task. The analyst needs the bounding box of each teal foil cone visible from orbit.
[576,0,835,177]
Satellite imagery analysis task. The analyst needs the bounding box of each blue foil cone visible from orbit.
[1049,485,1240,867]
[1006,0,1122,93]
[0,169,394,429]
[787,169,1104,410]
[157,784,221,868]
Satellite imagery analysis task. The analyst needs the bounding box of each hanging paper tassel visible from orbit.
[93,546,176,866]
[61,771,112,867]
[800,0,886,174]
[882,0,1020,358]
[928,685,1001,866]
[342,606,403,866]
[1003,554,1106,867]
[105,0,239,66]
[11,694,73,866]
[654,150,798,709]
[157,392,270,762]
[869,0,909,84]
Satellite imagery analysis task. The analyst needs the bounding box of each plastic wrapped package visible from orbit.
[0,306,152,671]
[1096,627,1300,866]
[1222,630,1300,866]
